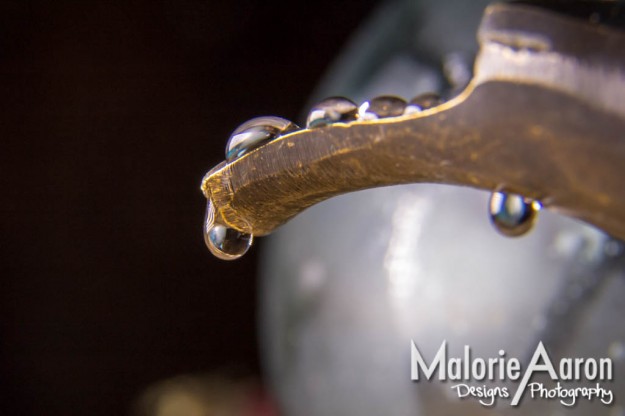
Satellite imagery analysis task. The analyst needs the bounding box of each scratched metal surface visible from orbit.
[202,3,625,239]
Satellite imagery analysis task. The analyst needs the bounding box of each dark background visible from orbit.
[0,1,377,414]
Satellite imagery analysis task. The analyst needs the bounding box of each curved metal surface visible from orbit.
[201,3,625,239]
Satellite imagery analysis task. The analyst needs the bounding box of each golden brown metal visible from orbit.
[201,3,625,240]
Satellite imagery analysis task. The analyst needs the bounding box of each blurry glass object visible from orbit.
[260,0,625,415]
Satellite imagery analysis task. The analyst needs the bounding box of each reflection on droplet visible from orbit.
[225,116,298,161]
[204,223,253,260]
[359,96,406,120]
[306,97,358,128]
[489,191,541,237]
[404,92,443,115]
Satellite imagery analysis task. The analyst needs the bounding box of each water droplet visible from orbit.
[489,191,541,237]
[225,116,298,161]
[358,96,406,120]
[306,97,358,128]
[404,92,443,115]
[203,199,253,260]
[205,223,253,260]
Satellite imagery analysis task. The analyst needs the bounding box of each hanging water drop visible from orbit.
[404,92,443,115]
[306,97,358,128]
[225,116,298,161]
[358,96,407,120]
[204,223,253,260]
[489,191,541,237]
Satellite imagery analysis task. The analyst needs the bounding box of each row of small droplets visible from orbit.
[204,94,541,260]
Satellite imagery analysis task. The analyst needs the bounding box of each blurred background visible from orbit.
[3,1,625,416]
[0,1,378,415]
